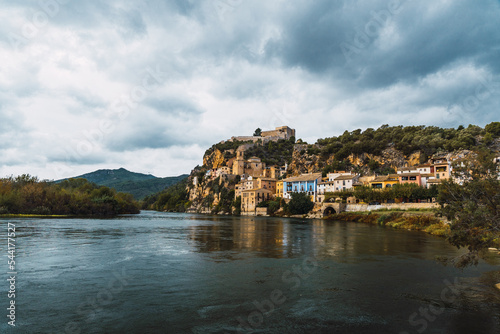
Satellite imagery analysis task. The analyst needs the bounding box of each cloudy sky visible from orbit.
[1,0,499,180]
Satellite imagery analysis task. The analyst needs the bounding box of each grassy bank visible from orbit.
[0,214,71,218]
[325,211,450,237]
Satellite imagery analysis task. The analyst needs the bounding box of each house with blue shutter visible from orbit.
[283,173,322,202]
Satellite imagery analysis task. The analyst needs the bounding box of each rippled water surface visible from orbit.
[1,211,499,333]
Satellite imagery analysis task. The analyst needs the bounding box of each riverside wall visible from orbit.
[345,203,438,212]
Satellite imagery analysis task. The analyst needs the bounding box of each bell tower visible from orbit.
[232,149,245,175]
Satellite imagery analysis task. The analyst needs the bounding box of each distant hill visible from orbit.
[57,168,188,200]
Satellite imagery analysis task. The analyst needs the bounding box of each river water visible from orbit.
[0,211,499,333]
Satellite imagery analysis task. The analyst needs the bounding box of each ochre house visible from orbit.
[276,180,283,198]
[241,188,273,214]
[370,174,399,189]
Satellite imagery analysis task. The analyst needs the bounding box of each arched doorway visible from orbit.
[323,206,336,217]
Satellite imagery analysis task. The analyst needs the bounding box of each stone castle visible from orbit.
[222,126,295,144]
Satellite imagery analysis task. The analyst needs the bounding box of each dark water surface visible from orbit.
[1,211,499,333]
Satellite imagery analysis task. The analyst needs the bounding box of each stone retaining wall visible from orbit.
[345,203,438,212]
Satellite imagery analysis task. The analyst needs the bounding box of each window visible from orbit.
[410,176,416,181]
[343,180,345,186]
[402,177,408,181]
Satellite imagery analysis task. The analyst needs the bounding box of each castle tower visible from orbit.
[233,150,245,175]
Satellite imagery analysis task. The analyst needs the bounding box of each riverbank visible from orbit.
[0,213,139,219]
[323,211,450,237]
[0,214,71,218]
[324,212,500,252]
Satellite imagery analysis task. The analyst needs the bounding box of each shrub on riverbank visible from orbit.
[0,175,140,216]
[325,212,449,237]
[288,192,315,215]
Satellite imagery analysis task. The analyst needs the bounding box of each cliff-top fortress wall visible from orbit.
[223,126,296,143]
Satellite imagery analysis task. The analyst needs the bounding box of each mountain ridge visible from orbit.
[57,168,188,200]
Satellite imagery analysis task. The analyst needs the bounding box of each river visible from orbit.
[0,211,499,333]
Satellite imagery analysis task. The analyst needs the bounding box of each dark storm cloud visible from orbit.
[264,0,349,73]
[265,0,500,89]
[356,1,500,88]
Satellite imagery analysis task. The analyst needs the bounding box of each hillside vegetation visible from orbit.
[315,124,485,159]
[294,123,500,176]
[142,178,191,212]
[57,168,188,200]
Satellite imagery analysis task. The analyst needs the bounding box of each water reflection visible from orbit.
[188,217,292,258]
[0,212,499,334]
[187,217,459,261]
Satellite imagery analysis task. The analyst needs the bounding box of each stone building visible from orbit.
[241,188,273,214]
[232,149,245,175]
[260,126,296,141]
[232,149,266,178]
[256,177,277,193]
[226,126,296,144]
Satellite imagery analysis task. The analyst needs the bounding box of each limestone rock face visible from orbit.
[380,148,406,168]
[406,151,422,166]
[203,149,226,169]
[288,144,322,176]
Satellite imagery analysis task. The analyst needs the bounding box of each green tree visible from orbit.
[232,196,241,215]
[485,121,500,137]
[288,192,314,215]
[483,132,493,145]
[253,128,262,136]
[437,151,500,267]
[268,200,281,215]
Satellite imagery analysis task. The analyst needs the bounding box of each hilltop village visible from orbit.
[184,125,500,217]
